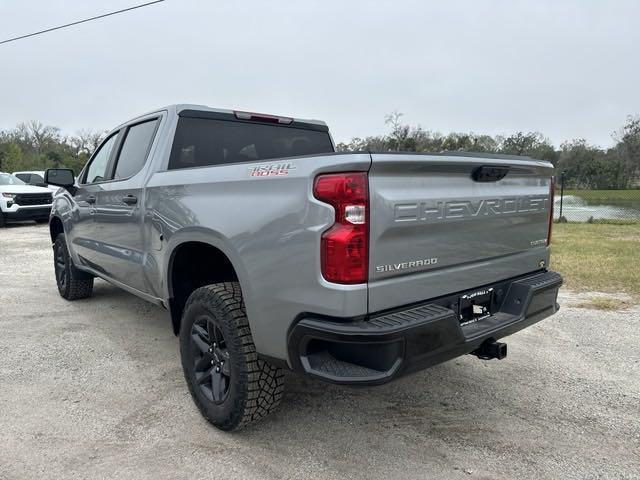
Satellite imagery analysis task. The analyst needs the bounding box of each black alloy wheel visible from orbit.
[54,240,68,290]
[190,315,231,404]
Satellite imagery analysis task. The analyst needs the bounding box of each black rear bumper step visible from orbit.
[288,270,562,385]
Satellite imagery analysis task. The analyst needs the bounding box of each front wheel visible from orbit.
[53,234,94,300]
[179,282,284,431]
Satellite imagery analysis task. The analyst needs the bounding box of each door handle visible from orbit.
[86,195,96,204]
[122,195,138,205]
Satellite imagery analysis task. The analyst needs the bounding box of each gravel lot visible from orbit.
[1,223,638,480]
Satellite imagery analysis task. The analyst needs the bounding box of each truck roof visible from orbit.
[122,104,328,130]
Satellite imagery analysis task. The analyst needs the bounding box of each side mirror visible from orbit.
[45,168,75,188]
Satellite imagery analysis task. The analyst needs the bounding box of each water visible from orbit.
[554,195,640,222]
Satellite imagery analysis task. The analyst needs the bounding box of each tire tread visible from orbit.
[180,282,284,431]
[54,234,94,300]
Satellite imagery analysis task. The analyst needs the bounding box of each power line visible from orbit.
[0,0,167,46]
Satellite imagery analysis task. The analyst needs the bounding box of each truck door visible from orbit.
[67,131,120,270]
[92,117,160,294]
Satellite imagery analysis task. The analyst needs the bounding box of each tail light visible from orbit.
[313,172,369,284]
[547,176,555,246]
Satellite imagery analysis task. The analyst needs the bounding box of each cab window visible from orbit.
[112,119,159,180]
[83,133,118,184]
[29,173,45,184]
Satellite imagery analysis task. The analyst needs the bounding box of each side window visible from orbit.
[84,133,118,184]
[15,173,29,182]
[113,119,159,180]
[30,173,45,184]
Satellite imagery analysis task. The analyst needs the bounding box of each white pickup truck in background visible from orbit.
[13,170,59,192]
[0,172,53,227]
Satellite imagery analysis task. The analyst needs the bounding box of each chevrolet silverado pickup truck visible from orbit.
[45,104,562,431]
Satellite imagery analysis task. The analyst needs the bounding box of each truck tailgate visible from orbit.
[367,153,554,313]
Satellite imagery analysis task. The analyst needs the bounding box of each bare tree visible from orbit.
[69,129,107,156]
[14,121,61,154]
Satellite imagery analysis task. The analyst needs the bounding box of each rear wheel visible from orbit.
[179,282,284,431]
[53,234,94,300]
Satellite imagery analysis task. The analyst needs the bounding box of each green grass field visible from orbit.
[563,189,640,203]
[551,222,640,297]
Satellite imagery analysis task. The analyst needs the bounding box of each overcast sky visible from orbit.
[1,0,638,147]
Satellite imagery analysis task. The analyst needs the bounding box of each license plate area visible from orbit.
[458,288,494,326]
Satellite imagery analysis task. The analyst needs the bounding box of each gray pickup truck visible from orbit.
[45,104,562,431]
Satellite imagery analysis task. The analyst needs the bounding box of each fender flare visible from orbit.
[163,227,253,332]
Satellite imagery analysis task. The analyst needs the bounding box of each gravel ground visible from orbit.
[0,223,638,480]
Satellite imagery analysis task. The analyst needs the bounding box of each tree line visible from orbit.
[1,115,639,189]
[337,113,640,189]
[0,121,106,176]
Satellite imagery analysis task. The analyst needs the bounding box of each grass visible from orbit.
[573,297,633,310]
[557,218,640,225]
[551,222,640,297]
[563,189,640,203]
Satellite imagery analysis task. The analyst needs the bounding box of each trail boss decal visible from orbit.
[248,162,296,177]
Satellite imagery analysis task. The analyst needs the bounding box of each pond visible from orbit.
[554,195,640,222]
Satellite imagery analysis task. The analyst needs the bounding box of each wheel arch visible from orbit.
[49,215,64,243]
[165,230,251,335]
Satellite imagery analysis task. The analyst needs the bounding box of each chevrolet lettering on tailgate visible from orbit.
[394,195,549,223]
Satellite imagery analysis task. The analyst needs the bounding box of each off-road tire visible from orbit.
[0,213,5,228]
[53,234,94,300]
[179,282,284,431]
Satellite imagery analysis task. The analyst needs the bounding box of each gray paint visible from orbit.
[367,153,554,312]
[51,105,555,364]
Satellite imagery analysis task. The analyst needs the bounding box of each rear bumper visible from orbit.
[287,270,562,385]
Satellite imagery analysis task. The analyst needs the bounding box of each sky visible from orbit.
[0,0,638,147]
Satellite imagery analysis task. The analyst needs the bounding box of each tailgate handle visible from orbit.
[472,165,509,182]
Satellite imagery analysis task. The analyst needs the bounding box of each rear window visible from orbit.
[168,117,334,170]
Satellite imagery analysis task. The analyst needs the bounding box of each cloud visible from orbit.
[0,0,638,147]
